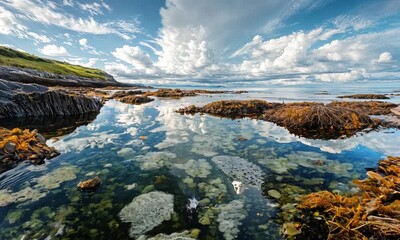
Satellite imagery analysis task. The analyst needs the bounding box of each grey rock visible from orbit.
[0,79,102,118]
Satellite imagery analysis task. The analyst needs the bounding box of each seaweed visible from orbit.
[177,100,381,139]
[0,127,59,164]
[296,156,400,240]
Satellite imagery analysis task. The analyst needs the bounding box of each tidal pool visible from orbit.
[0,92,399,240]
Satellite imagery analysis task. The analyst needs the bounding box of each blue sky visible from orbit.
[0,0,399,86]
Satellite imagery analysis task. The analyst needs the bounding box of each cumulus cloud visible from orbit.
[41,0,394,84]
[378,52,393,63]
[112,45,156,73]
[39,44,69,56]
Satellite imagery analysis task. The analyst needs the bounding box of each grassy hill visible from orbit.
[0,46,110,81]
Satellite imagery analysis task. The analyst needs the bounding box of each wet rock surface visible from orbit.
[0,79,103,118]
[77,176,101,191]
[144,88,197,98]
[116,95,154,105]
[111,90,144,99]
[177,100,281,118]
[337,94,390,99]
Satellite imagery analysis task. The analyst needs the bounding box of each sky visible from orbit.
[0,0,400,86]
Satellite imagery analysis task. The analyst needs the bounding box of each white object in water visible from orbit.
[186,197,199,212]
[232,181,245,195]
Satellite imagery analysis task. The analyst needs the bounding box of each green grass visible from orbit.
[0,46,110,81]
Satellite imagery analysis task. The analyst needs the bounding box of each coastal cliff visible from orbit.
[0,46,127,87]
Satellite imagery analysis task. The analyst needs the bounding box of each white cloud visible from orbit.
[378,52,393,63]
[68,57,98,68]
[0,6,20,35]
[228,27,400,82]
[0,6,50,44]
[155,26,215,75]
[2,0,138,39]
[79,38,89,48]
[333,15,375,31]
[27,31,50,43]
[39,44,69,56]
[105,62,160,79]
[78,1,111,16]
[78,38,103,55]
[63,0,74,7]
[89,0,400,84]
[315,69,369,82]
[149,0,318,76]
[112,45,155,72]
[105,19,141,40]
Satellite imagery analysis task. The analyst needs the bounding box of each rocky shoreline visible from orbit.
[0,79,103,119]
[177,100,400,139]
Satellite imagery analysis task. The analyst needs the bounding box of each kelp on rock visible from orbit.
[295,156,400,240]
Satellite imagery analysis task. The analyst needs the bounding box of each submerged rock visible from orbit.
[0,165,78,206]
[36,165,78,189]
[119,191,174,238]
[211,155,265,188]
[134,151,177,170]
[77,176,101,191]
[217,200,246,240]
[138,230,196,240]
[174,159,212,178]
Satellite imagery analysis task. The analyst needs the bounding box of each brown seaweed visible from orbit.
[296,156,400,240]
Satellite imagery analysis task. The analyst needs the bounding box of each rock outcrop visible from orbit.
[176,100,396,139]
[337,94,389,99]
[0,79,102,118]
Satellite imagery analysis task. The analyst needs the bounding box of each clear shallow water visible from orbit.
[0,92,399,240]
